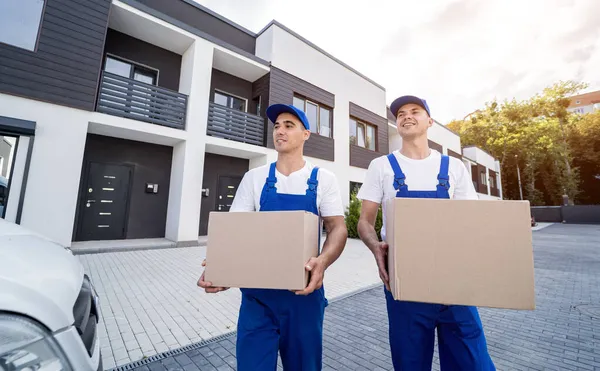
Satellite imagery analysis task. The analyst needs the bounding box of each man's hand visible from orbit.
[197,259,229,294]
[372,241,390,291]
[358,199,390,291]
[294,256,326,295]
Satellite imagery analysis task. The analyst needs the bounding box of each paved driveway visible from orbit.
[97,224,600,371]
[79,238,380,369]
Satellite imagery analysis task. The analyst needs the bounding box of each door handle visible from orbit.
[87,200,96,203]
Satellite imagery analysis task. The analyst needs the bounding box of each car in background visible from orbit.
[0,219,102,370]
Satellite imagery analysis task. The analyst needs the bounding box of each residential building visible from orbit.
[0,0,501,247]
[568,90,600,114]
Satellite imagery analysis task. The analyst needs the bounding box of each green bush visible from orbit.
[345,192,382,241]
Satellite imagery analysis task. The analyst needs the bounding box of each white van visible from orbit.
[0,219,102,370]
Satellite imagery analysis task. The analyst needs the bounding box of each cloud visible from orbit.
[193,0,600,123]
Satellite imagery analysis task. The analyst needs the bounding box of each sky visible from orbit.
[194,0,600,123]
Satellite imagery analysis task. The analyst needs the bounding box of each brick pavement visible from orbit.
[106,224,600,370]
[79,238,380,369]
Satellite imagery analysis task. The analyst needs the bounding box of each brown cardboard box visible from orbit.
[204,210,319,290]
[385,198,535,310]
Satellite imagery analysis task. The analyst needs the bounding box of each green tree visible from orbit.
[344,192,382,240]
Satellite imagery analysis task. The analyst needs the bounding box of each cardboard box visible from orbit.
[385,198,535,310]
[204,210,319,290]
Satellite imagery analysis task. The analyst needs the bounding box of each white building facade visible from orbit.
[0,0,501,248]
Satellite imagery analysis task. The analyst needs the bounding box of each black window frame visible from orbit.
[0,0,47,52]
[349,117,377,151]
[103,54,160,86]
[292,95,333,138]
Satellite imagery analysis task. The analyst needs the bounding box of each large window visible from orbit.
[0,0,46,51]
[215,91,247,112]
[104,56,158,85]
[349,118,376,151]
[292,96,332,137]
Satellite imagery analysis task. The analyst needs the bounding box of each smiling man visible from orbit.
[198,103,347,371]
[356,95,496,370]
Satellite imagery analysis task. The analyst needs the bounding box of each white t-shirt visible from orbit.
[357,149,477,241]
[230,160,344,217]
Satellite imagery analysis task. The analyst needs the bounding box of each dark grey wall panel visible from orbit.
[134,0,255,54]
[74,134,173,240]
[267,67,335,161]
[210,69,255,112]
[252,73,270,145]
[428,139,443,154]
[448,149,462,160]
[0,0,110,111]
[104,29,182,91]
[349,102,388,169]
[199,153,249,235]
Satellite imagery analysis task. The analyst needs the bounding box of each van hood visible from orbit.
[0,220,83,331]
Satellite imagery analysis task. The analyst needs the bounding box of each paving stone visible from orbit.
[102,225,600,370]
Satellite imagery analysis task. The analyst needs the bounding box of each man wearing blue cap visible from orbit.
[356,96,496,370]
[198,103,347,371]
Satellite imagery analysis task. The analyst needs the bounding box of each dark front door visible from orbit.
[79,162,132,241]
[216,176,242,212]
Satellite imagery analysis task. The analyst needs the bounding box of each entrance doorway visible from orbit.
[77,162,133,241]
[216,176,242,212]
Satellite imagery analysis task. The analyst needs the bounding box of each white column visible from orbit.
[20,112,88,246]
[165,40,213,245]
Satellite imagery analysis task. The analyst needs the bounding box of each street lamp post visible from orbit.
[515,154,523,201]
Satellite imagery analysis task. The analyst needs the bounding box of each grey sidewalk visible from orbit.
[79,238,380,369]
[108,224,600,371]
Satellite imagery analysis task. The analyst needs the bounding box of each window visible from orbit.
[480,172,487,186]
[349,118,376,151]
[104,56,158,85]
[214,91,246,112]
[0,0,45,51]
[292,96,332,137]
[489,175,495,189]
[350,181,362,198]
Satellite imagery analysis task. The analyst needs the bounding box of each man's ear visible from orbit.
[304,129,311,140]
[428,117,434,127]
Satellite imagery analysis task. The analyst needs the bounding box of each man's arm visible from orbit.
[356,159,390,290]
[295,172,348,295]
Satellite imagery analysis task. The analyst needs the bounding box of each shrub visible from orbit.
[344,192,382,241]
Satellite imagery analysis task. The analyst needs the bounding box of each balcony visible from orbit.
[207,102,265,146]
[96,72,188,129]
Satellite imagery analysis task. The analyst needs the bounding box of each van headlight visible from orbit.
[0,314,72,371]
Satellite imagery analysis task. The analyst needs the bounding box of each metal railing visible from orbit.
[96,72,187,129]
[207,102,265,146]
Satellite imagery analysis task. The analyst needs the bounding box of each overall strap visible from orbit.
[259,162,278,207]
[436,155,451,198]
[306,166,319,196]
[437,155,450,189]
[387,153,408,192]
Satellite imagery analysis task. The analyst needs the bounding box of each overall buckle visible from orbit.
[393,177,406,190]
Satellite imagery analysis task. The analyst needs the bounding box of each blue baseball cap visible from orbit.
[266,104,310,130]
[390,95,431,117]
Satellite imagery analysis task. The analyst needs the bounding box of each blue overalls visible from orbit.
[385,153,496,371]
[236,162,328,371]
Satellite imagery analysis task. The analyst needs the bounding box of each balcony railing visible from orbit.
[96,72,188,129]
[207,102,265,146]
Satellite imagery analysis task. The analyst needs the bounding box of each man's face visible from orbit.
[273,112,310,153]
[396,103,432,139]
